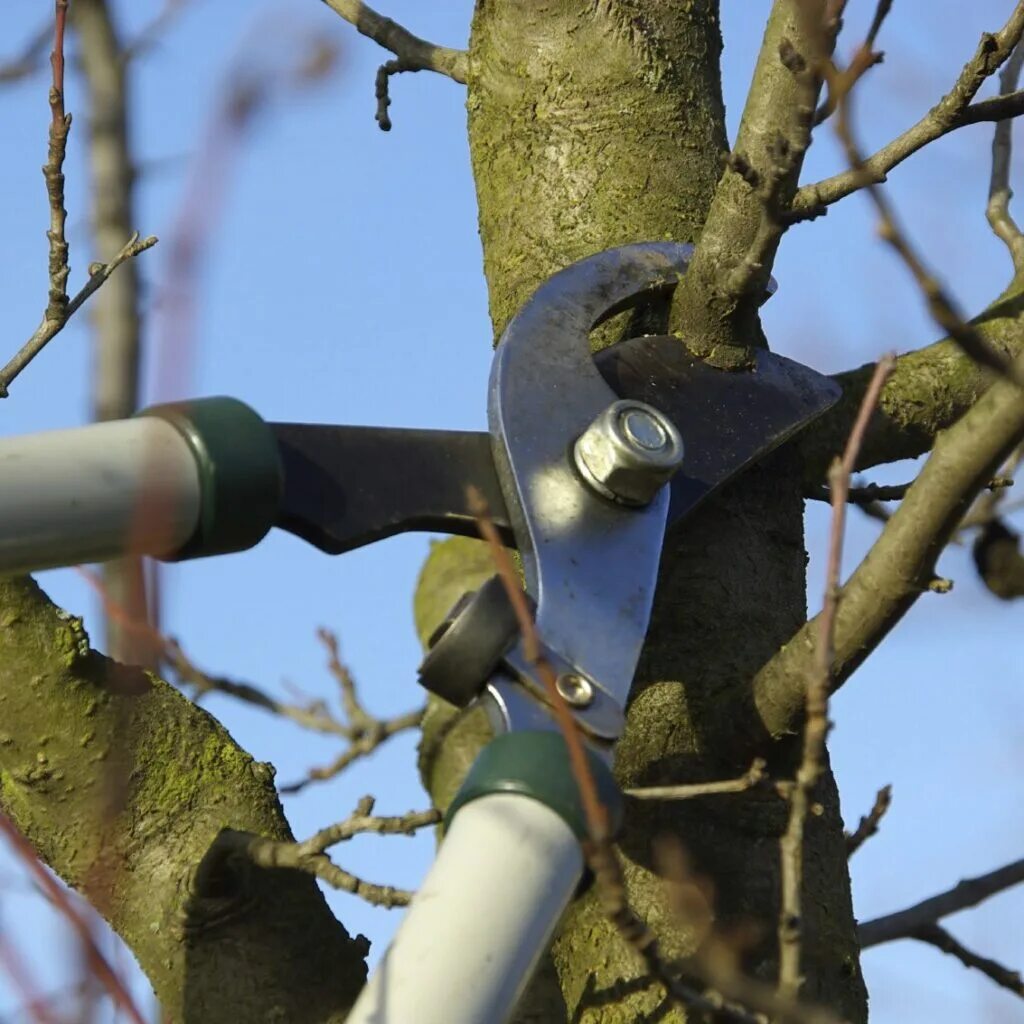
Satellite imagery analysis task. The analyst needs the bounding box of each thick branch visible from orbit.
[0,577,365,1021]
[858,858,1024,947]
[671,0,836,358]
[320,0,467,82]
[794,4,1024,218]
[749,351,1024,741]
[799,276,1024,479]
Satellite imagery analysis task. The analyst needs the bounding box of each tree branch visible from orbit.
[625,760,766,802]
[798,279,1024,478]
[987,40,1024,272]
[204,799,441,910]
[843,784,892,857]
[0,233,157,399]
[670,0,837,360]
[73,0,155,666]
[793,3,1024,219]
[777,356,893,1002]
[858,857,1024,947]
[909,924,1023,999]
[749,350,1024,743]
[0,576,366,1021]
[319,0,467,130]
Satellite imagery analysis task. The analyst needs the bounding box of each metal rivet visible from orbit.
[556,672,594,708]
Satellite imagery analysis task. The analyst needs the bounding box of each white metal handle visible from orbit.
[0,418,201,576]
[347,792,584,1024]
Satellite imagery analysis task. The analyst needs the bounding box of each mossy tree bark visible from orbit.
[416,3,867,1022]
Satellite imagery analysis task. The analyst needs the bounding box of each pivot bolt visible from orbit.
[573,400,684,506]
[556,672,594,708]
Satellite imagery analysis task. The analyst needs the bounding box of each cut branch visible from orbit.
[858,857,1024,947]
[794,3,1024,218]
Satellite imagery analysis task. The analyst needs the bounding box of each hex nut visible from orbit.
[573,400,684,506]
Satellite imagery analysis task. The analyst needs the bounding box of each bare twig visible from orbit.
[751,346,1024,741]
[827,39,1024,387]
[859,857,1024,947]
[45,0,70,323]
[626,760,767,802]
[274,631,424,792]
[812,0,891,125]
[988,40,1024,272]
[0,815,147,1024]
[0,230,156,397]
[910,924,1023,998]
[844,784,892,856]
[794,3,1024,219]
[320,0,467,130]
[807,476,1013,506]
[777,356,895,1001]
[203,800,440,909]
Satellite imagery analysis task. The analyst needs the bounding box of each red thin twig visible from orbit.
[777,355,895,999]
[50,0,67,123]
[0,816,148,1024]
[467,487,610,841]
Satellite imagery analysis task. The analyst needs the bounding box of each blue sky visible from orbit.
[1,2,1022,1021]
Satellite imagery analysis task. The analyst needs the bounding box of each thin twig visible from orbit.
[467,486,611,843]
[858,857,1024,947]
[910,924,1024,998]
[0,233,157,398]
[204,801,440,909]
[987,39,1024,272]
[0,816,147,1024]
[828,35,1024,387]
[777,356,895,1001]
[844,784,892,856]
[320,0,467,130]
[45,0,71,323]
[626,760,767,801]
[793,3,1024,219]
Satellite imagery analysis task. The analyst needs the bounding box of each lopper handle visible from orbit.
[0,398,281,577]
[345,791,584,1024]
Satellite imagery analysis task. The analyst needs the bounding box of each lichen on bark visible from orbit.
[0,576,366,1022]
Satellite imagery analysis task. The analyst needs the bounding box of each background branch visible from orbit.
[748,347,1024,742]
[794,3,1024,218]
[908,924,1023,999]
[858,857,1024,947]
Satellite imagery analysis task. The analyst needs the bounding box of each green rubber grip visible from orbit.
[445,731,623,840]
[139,397,282,560]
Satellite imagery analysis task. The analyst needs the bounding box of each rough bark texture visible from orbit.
[0,577,366,1022]
[415,3,867,1022]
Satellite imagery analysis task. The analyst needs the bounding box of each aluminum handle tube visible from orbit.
[346,792,584,1024]
[0,417,201,576]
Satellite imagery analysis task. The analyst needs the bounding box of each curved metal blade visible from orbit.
[488,242,695,704]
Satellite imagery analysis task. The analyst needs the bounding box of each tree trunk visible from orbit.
[416,3,868,1020]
